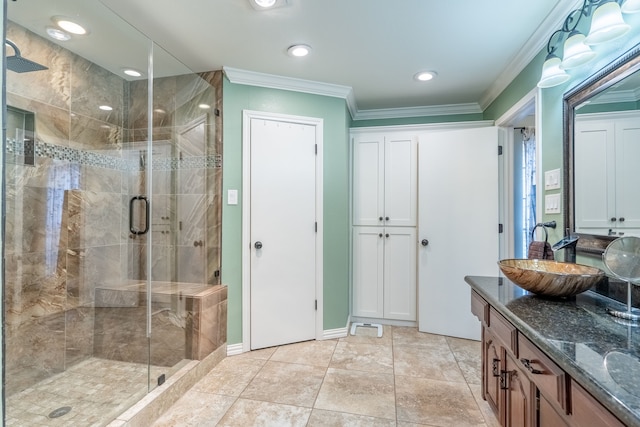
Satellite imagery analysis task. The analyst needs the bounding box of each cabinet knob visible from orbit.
[620,217,625,222]
[385,233,390,238]
[611,217,617,222]
[385,216,390,221]
[379,233,383,238]
[379,216,383,221]
[421,239,429,246]
[254,241,263,249]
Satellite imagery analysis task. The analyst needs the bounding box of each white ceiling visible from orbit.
[8,0,579,117]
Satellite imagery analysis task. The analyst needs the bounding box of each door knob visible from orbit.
[254,241,263,249]
[421,239,429,246]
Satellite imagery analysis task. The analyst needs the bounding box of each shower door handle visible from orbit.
[129,196,150,235]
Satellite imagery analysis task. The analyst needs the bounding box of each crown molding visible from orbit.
[591,87,640,104]
[352,103,482,121]
[350,120,495,134]
[223,66,355,108]
[478,0,583,110]
[223,67,483,119]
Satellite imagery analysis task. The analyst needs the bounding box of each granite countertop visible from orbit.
[465,276,640,427]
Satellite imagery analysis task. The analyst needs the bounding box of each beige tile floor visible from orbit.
[153,326,500,427]
[5,358,170,427]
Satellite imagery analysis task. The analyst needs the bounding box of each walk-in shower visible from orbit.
[3,1,225,425]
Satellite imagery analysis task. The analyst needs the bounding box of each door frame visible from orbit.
[495,88,542,260]
[241,110,324,353]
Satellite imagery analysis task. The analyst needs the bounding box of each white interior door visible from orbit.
[418,126,499,340]
[249,117,317,350]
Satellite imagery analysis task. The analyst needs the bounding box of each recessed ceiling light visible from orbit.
[288,44,311,57]
[255,0,276,7]
[46,26,71,41]
[99,105,113,111]
[414,71,437,82]
[53,17,88,35]
[249,0,289,10]
[123,69,142,77]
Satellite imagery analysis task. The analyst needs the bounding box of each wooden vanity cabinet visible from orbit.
[471,290,624,427]
[474,295,565,426]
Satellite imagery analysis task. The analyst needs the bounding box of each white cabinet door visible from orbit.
[352,133,417,226]
[615,118,640,229]
[352,226,384,318]
[574,120,615,231]
[384,135,417,227]
[353,134,385,226]
[383,227,417,321]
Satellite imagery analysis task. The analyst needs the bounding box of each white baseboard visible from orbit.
[322,315,351,339]
[226,343,243,356]
[229,316,351,352]
[322,327,348,340]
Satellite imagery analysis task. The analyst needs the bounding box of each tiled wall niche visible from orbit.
[3,20,225,397]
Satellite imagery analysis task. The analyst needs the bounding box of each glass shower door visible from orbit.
[4,1,153,424]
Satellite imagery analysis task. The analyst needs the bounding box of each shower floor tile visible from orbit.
[5,358,171,427]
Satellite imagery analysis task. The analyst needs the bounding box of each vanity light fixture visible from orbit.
[414,71,437,82]
[622,0,640,13]
[287,44,311,57]
[198,103,211,109]
[561,30,597,69]
[248,0,289,10]
[538,0,638,88]
[584,0,630,45]
[539,54,571,88]
[99,105,113,111]
[52,17,89,35]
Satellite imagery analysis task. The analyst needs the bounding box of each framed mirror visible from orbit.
[563,42,640,256]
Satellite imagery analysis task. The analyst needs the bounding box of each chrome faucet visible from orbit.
[552,228,579,263]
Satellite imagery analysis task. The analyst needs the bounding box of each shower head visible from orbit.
[5,39,48,73]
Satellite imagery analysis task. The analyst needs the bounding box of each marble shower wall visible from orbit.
[3,22,223,395]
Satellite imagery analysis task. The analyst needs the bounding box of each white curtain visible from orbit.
[522,127,537,249]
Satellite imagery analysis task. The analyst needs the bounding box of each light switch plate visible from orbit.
[545,168,561,190]
[545,193,561,214]
[227,189,238,205]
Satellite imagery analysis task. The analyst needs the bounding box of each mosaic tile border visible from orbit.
[5,139,222,171]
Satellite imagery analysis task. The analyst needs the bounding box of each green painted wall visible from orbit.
[222,78,351,344]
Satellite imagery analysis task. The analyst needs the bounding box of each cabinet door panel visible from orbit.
[615,119,640,229]
[483,328,502,422]
[505,352,535,427]
[384,135,417,226]
[539,395,568,427]
[383,227,416,320]
[574,119,615,231]
[570,380,625,427]
[353,135,385,226]
[352,227,384,317]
